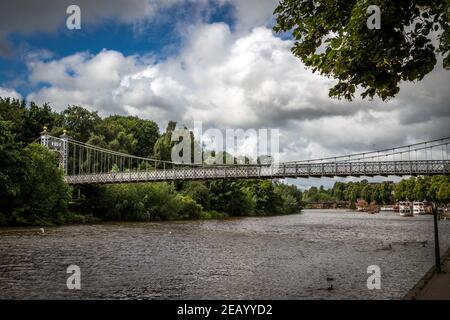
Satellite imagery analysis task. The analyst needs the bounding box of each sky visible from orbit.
[0,0,449,189]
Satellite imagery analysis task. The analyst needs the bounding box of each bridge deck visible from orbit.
[64,160,449,184]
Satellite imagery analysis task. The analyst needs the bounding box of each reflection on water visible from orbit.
[1,209,449,299]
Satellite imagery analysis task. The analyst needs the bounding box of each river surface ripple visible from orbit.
[1,209,449,299]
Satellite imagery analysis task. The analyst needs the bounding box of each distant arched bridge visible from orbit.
[40,131,450,185]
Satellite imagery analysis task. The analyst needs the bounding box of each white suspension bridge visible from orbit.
[40,130,450,185]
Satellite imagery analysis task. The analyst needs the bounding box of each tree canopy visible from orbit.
[273,0,450,100]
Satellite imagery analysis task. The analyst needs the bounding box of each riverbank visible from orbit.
[404,246,450,300]
[0,209,303,228]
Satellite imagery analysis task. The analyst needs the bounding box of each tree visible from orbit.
[102,115,159,157]
[437,179,450,204]
[273,182,303,214]
[153,121,177,164]
[0,118,22,224]
[274,0,449,101]
[24,102,58,143]
[378,182,394,204]
[13,144,72,225]
[208,180,255,216]
[414,176,430,201]
[182,181,211,210]
[241,180,283,215]
[395,177,416,200]
[59,106,101,142]
[428,175,450,203]
[361,185,372,203]
[175,194,203,219]
[96,182,191,221]
[0,98,35,143]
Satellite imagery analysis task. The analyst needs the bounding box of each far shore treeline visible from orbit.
[1,98,449,226]
[0,98,303,226]
[303,177,449,206]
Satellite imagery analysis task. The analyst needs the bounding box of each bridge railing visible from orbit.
[63,160,450,184]
[40,132,450,184]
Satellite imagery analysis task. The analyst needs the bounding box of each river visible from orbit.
[1,209,449,299]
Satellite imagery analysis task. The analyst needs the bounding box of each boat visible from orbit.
[413,201,427,215]
[399,201,413,217]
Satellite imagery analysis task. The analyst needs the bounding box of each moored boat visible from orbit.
[413,201,427,215]
[399,201,413,217]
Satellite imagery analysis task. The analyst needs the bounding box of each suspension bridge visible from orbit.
[40,130,450,185]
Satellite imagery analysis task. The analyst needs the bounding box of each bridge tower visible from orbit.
[40,127,69,175]
[40,126,50,148]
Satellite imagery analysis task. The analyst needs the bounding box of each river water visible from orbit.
[1,209,449,299]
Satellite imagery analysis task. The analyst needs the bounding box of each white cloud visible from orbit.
[221,0,278,31]
[0,87,22,100]
[25,23,450,166]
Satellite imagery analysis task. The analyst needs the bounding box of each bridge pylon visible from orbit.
[40,127,69,175]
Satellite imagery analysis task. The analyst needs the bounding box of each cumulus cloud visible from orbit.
[26,25,347,126]
[220,0,278,31]
[21,19,449,169]
[0,87,22,100]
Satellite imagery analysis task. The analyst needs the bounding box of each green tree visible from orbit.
[378,182,394,204]
[59,106,101,142]
[182,181,211,210]
[241,180,282,215]
[0,118,22,224]
[208,180,255,216]
[437,179,450,204]
[274,0,449,100]
[274,182,303,214]
[97,182,186,221]
[414,176,430,201]
[175,194,203,219]
[14,144,72,225]
[153,121,177,164]
[361,185,372,203]
[428,175,450,203]
[103,115,159,157]
[24,102,58,143]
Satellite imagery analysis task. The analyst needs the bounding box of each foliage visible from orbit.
[58,106,101,142]
[208,180,256,216]
[303,180,395,205]
[103,116,159,154]
[240,179,283,215]
[273,181,303,214]
[0,117,23,221]
[182,181,211,210]
[2,143,72,226]
[273,0,450,101]
[302,176,450,206]
[95,182,202,221]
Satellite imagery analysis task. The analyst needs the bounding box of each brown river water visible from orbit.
[1,209,449,299]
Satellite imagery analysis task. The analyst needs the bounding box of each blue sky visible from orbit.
[0,1,238,97]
